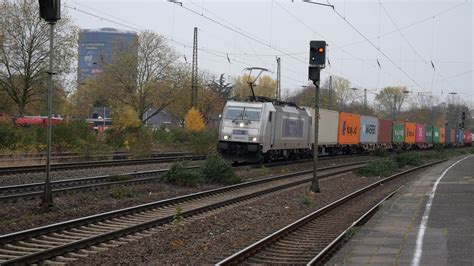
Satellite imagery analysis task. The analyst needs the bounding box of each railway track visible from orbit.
[0,155,204,175]
[0,160,369,265]
[216,159,446,265]
[0,154,369,202]
[0,151,190,161]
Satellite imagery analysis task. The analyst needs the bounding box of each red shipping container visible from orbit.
[450,129,456,143]
[378,119,392,144]
[464,130,472,143]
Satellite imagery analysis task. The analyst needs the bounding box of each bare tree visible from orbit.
[98,30,184,123]
[0,0,77,116]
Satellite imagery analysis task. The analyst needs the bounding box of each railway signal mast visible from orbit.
[38,0,61,210]
[308,40,326,193]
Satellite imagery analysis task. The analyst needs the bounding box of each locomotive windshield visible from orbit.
[225,107,261,121]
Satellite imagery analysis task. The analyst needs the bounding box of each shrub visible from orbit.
[201,152,240,185]
[188,129,218,154]
[0,124,17,150]
[161,160,205,187]
[357,159,398,177]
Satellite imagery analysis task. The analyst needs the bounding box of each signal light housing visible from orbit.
[39,0,61,22]
[309,40,326,67]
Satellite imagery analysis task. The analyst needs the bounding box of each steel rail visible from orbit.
[0,155,369,202]
[0,155,205,175]
[216,159,447,265]
[0,161,369,265]
[306,186,403,265]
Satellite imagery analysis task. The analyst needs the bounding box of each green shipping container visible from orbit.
[433,127,440,143]
[425,125,433,143]
[392,122,404,143]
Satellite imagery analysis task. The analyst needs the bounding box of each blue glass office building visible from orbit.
[78,28,137,82]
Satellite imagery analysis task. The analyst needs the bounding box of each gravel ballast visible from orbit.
[76,170,400,265]
[0,157,375,235]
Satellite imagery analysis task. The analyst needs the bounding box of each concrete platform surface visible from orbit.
[329,155,474,266]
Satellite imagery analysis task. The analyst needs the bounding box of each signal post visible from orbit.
[308,41,326,193]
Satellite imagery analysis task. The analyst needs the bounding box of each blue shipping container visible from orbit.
[360,116,379,143]
[457,130,464,144]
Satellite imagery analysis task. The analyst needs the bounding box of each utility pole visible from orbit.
[276,57,281,101]
[191,27,198,108]
[308,40,326,193]
[39,0,61,210]
[392,94,397,120]
[364,88,367,108]
[328,75,333,110]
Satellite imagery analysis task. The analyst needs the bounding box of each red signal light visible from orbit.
[318,47,324,53]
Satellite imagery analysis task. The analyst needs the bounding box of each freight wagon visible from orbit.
[218,99,472,162]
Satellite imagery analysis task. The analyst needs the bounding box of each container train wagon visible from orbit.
[217,100,472,162]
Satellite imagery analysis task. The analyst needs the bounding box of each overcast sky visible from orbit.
[65,0,473,104]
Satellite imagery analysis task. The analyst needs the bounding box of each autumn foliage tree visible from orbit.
[233,75,277,99]
[184,107,205,132]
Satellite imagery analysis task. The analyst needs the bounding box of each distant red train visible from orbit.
[15,116,62,127]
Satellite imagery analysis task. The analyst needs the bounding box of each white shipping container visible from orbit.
[308,108,339,145]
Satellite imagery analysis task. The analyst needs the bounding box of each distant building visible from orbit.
[77,28,137,83]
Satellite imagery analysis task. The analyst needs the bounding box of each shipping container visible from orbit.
[360,116,379,143]
[392,122,405,143]
[432,127,440,143]
[450,129,456,143]
[425,125,433,143]
[445,128,452,144]
[439,127,445,144]
[457,130,464,144]
[309,108,339,145]
[378,119,392,143]
[464,130,472,144]
[404,122,416,144]
[337,112,360,145]
[416,124,426,143]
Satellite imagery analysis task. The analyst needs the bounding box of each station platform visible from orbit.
[330,155,474,265]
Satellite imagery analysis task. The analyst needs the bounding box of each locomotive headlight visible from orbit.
[223,135,229,140]
[252,137,257,142]
[239,122,245,128]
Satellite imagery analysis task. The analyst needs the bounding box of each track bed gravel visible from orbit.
[75,167,423,265]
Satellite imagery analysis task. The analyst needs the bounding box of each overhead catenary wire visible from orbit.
[379,0,452,92]
[339,1,467,49]
[64,2,306,87]
[322,0,425,92]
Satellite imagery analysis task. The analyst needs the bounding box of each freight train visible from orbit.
[217,99,472,162]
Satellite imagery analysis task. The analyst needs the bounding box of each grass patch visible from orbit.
[357,159,398,177]
[394,153,423,167]
[111,187,138,198]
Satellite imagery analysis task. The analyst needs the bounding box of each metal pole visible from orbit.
[364,88,367,107]
[276,57,281,101]
[328,75,332,110]
[311,76,321,193]
[42,22,54,209]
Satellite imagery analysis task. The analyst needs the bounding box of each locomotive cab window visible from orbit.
[244,108,261,121]
[225,107,244,120]
[225,107,261,121]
